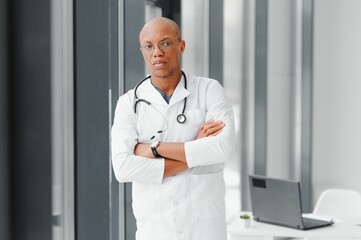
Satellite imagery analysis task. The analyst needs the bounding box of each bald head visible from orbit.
[138,17,185,81]
[139,17,181,43]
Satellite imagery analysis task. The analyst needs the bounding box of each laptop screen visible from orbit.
[249,175,305,228]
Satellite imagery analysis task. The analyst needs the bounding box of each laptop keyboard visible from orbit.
[303,217,331,228]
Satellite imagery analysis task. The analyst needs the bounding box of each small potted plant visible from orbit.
[240,213,251,228]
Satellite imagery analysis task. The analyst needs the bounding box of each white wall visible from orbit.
[312,0,361,206]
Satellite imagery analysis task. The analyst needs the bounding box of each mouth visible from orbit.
[153,60,166,67]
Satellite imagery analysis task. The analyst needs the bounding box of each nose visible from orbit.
[152,45,164,57]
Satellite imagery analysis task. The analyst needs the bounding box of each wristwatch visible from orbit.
[150,141,161,158]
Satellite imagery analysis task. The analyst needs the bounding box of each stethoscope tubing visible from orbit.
[133,71,187,124]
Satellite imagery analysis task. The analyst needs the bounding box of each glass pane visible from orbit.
[181,0,209,76]
[51,0,74,239]
[223,0,243,221]
[145,2,162,21]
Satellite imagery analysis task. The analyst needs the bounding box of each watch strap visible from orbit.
[151,142,161,158]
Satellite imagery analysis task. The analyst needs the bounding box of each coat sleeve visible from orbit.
[184,80,235,168]
[111,93,164,184]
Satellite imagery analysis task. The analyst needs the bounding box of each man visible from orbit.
[111,17,235,240]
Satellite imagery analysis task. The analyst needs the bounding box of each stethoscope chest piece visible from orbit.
[177,114,186,124]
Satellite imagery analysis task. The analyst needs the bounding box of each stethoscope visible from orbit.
[133,71,188,125]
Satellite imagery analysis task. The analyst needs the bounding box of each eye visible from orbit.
[160,41,172,47]
[143,44,154,50]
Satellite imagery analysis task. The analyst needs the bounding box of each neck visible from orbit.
[151,70,183,96]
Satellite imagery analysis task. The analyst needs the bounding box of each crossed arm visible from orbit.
[134,120,225,177]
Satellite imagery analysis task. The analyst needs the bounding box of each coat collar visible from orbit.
[137,74,190,107]
[169,74,189,107]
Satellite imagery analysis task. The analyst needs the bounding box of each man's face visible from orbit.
[139,22,185,79]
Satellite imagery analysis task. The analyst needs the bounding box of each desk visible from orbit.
[227,213,361,240]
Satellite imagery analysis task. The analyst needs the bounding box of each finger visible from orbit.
[204,123,225,135]
[209,128,223,137]
[200,119,215,130]
[202,120,223,132]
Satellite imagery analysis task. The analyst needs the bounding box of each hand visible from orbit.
[164,159,188,177]
[134,143,153,158]
[196,119,225,139]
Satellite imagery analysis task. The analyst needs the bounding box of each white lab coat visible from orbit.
[111,73,235,240]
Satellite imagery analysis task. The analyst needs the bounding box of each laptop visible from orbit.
[249,175,334,230]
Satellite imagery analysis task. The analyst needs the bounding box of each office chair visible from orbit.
[293,189,361,240]
[313,188,361,223]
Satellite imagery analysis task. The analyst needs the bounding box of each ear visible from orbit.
[179,40,186,54]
